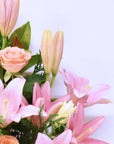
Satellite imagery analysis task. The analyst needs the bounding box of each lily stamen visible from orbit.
[3,99,8,118]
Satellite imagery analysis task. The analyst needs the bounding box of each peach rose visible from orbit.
[0,135,19,144]
[0,47,31,73]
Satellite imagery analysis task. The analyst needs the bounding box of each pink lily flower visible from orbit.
[60,69,111,106]
[0,78,45,126]
[0,0,19,36]
[22,81,70,126]
[35,129,72,144]
[66,102,109,144]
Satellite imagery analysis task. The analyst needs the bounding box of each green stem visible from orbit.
[46,73,50,81]
[2,37,7,49]
[0,37,7,81]
[50,74,56,87]
[0,66,4,81]
[49,131,54,138]
[11,74,14,80]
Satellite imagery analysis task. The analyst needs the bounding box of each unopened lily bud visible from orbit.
[0,0,19,37]
[41,30,54,75]
[0,135,19,144]
[52,31,64,75]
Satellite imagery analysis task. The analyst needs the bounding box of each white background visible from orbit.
[16,0,114,143]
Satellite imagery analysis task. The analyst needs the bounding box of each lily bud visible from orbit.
[0,135,19,144]
[41,30,54,75]
[0,0,19,37]
[52,31,64,75]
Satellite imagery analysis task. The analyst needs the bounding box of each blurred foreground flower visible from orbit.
[0,0,19,37]
[60,69,111,106]
[0,47,31,73]
[67,102,108,144]
[35,129,72,144]
[41,30,54,81]
[0,135,19,144]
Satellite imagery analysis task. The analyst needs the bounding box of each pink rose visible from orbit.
[0,47,31,73]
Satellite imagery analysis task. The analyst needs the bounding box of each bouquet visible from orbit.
[0,0,111,144]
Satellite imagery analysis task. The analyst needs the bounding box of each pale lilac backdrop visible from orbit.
[15,0,114,143]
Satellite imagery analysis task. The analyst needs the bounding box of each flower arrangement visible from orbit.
[0,0,111,144]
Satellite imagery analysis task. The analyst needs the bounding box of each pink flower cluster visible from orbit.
[0,68,110,144]
[34,69,110,144]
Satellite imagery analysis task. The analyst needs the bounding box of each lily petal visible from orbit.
[77,116,105,142]
[21,96,28,106]
[35,133,52,144]
[18,105,47,118]
[33,83,42,105]
[41,82,51,110]
[80,138,109,144]
[66,114,74,131]
[86,84,110,105]
[73,102,84,137]
[85,98,112,107]
[53,129,72,144]
[47,102,62,117]
[60,69,89,93]
[0,78,25,116]
[51,94,71,107]
[34,98,44,108]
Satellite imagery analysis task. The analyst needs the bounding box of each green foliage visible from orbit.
[38,105,66,138]
[20,54,41,74]
[2,118,39,144]
[9,22,31,49]
[22,51,46,103]
[0,116,6,135]
[23,74,46,103]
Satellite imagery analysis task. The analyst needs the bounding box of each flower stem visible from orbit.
[0,66,4,81]
[50,74,56,87]
[46,73,50,81]
[2,37,7,49]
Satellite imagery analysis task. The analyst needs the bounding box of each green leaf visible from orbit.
[9,22,31,49]
[23,74,46,103]
[4,71,12,83]
[19,54,39,73]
